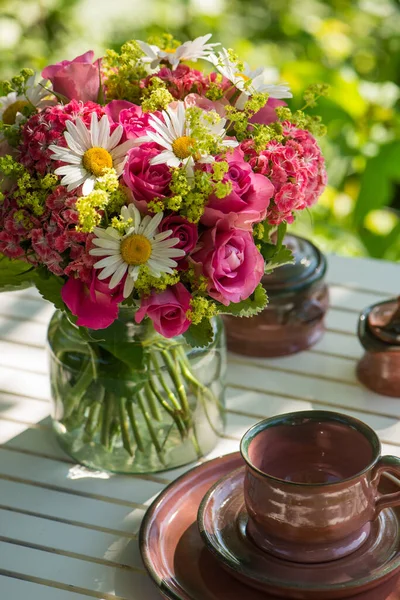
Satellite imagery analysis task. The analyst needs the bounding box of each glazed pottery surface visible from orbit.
[240,411,400,563]
[224,235,329,358]
[140,452,400,600]
[198,466,400,597]
[357,299,400,397]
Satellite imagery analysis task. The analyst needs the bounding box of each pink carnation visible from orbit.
[42,51,102,103]
[202,150,274,230]
[135,283,192,338]
[105,100,156,140]
[191,221,264,306]
[245,124,327,226]
[62,273,124,329]
[19,100,105,174]
[0,231,26,259]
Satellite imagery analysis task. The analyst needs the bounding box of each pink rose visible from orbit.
[191,221,264,306]
[62,273,124,329]
[42,51,102,103]
[105,100,156,140]
[123,143,172,213]
[135,283,192,338]
[202,151,274,230]
[250,98,287,126]
[159,215,198,263]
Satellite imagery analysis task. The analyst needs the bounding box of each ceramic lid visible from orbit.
[262,234,326,294]
[358,298,400,351]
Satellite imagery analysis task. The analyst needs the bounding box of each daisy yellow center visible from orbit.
[163,48,177,54]
[2,100,29,125]
[235,73,250,82]
[82,147,113,177]
[172,136,195,160]
[120,234,152,265]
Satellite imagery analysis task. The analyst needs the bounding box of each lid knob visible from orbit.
[368,297,400,345]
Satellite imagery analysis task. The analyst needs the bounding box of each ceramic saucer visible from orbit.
[140,452,400,600]
[198,465,400,599]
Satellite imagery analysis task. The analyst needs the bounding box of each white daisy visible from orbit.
[139,101,237,174]
[89,204,185,298]
[208,48,292,108]
[49,112,136,195]
[138,34,219,70]
[0,74,52,125]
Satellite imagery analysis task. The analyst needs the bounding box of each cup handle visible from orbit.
[372,455,400,516]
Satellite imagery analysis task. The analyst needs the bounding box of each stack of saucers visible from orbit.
[140,410,400,600]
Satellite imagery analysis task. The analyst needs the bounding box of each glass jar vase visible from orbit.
[47,309,226,473]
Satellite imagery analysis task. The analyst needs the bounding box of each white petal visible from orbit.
[82,177,96,195]
[150,151,174,166]
[111,138,136,159]
[74,118,92,150]
[65,119,83,144]
[109,263,128,288]
[166,155,182,168]
[55,164,80,176]
[92,238,120,249]
[146,130,172,150]
[108,125,124,150]
[123,276,135,298]
[93,227,116,239]
[142,212,163,237]
[128,265,141,281]
[89,248,121,256]
[90,112,99,147]
[66,181,80,192]
[98,263,119,280]
[97,115,110,148]
[59,170,83,185]
[154,230,173,242]
[64,131,85,155]
[222,139,239,147]
[94,255,123,268]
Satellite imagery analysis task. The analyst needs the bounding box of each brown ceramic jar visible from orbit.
[357,298,400,397]
[224,235,329,357]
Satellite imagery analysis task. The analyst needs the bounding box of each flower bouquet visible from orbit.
[0,34,327,472]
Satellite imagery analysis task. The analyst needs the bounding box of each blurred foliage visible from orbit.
[1,0,399,260]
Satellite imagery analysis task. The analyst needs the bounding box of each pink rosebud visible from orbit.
[61,273,124,329]
[135,283,192,338]
[42,51,102,102]
[159,215,198,260]
[191,221,264,306]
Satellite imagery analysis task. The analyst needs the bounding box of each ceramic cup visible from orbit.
[240,410,400,564]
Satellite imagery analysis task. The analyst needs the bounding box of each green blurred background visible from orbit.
[1,0,399,260]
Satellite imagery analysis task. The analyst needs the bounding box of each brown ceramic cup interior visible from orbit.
[240,411,400,563]
[245,416,374,484]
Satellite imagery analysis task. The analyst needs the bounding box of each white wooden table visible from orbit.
[0,254,399,600]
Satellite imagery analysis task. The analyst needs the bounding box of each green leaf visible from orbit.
[276,221,287,249]
[89,319,145,372]
[0,254,36,292]
[354,141,400,227]
[217,284,268,318]
[33,270,66,311]
[183,319,214,348]
[264,246,295,272]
